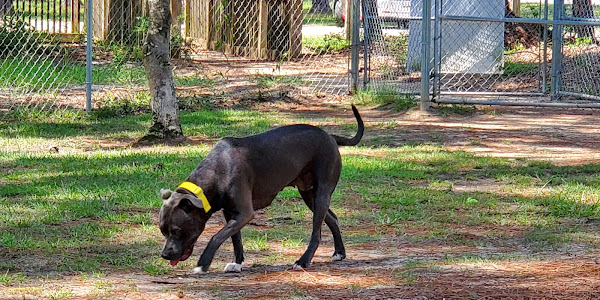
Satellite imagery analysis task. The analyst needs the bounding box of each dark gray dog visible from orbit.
[159,105,363,274]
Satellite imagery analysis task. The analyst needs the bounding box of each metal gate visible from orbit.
[356,0,600,108]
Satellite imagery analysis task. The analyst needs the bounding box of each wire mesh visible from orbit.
[88,0,149,114]
[0,0,85,115]
[358,0,421,93]
[559,0,600,100]
[182,0,352,96]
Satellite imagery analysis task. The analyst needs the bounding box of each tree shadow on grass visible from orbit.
[0,109,276,141]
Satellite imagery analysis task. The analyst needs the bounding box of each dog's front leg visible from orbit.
[193,211,254,274]
[223,210,245,273]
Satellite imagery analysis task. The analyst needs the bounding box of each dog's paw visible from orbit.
[223,263,242,273]
[291,263,304,271]
[331,253,345,262]
[192,267,209,275]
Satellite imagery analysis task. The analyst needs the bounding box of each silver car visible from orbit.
[333,0,411,28]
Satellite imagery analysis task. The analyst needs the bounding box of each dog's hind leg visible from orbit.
[299,189,346,262]
[294,184,336,270]
[325,208,346,261]
[223,210,244,273]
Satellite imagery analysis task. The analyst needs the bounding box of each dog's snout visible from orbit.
[161,247,179,260]
[161,251,174,260]
[161,241,179,260]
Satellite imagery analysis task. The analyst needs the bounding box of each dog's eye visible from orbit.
[170,226,182,236]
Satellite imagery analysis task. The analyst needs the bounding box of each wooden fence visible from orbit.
[6,0,82,36]
[3,0,304,59]
[185,0,303,60]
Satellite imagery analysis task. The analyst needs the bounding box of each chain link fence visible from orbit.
[0,0,86,113]
[361,0,600,106]
[1,0,600,118]
[183,0,352,95]
[0,0,357,118]
[359,0,421,93]
[557,0,600,100]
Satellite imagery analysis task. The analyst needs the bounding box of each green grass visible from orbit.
[1,106,600,281]
[303,34,350,53]
[250,74,305,89]
[0,58,149,91]
[0,58,215,92]
[303,13,340,26]
[503,61,538,76]
[302,0,340,26]
[353,88,417,111]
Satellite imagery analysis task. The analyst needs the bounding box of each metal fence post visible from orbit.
[350,0,360,93]
[85,0,93,112]
[432,0,442,102]
[541,0,549,94]
[551,0,564,101]
[420,0,432,110]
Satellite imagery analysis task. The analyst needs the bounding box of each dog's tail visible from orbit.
[332,105,364,146]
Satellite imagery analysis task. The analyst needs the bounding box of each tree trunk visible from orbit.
[573,0,596,42]
[310,0,332,14]
[140,0,185,145]
[0,0,13,15]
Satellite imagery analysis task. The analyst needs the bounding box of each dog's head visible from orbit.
[158,188,210,266]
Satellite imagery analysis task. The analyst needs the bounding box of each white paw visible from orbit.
[332,254,345,261]
[223,263,242,273]
[292,263,304,271]
[192,267,208,275]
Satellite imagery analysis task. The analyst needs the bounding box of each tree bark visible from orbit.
[310,0,332,14]
[573,0,596,42]
[140,0,185,145]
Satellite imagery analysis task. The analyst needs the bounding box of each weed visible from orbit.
[385,35,409,70]
[93,92,151,117]
[0,16,48,59]
[243,230,271,251]
[143,259,172,275]
[45,288,73,300]
[175,74,217,87]
[0,271,24,285]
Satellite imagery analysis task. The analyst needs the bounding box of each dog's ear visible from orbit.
[178,197,204,213]
[160,188,173,201]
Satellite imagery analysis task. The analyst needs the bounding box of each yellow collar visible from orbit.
[178,181,211,213]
